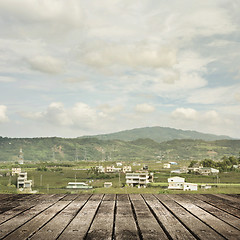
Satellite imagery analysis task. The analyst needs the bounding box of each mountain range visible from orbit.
[82,126,233,143]
[0,127,238,162]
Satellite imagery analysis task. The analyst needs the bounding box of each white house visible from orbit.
[168,176,198,191]
[116,162,123,167]
[123,166,132,173]
[17,172,32,191]
[106,166,121,173]
[183,183,198,191]
[97,166,105,173]
[163,163,171,169]
[168,177,185,190]
[126,171,154,188]
[12,168,21,176]
[198,167,219,175]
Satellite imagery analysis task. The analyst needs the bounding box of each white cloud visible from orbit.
[79,41,177,70]
[135,103,155,113]
[172,108,198,120]
[171,107,228,126]
[0,105,9,123]
[0,0,83,37]
[188,85,240,105]
[0,76,16,82]
[20,102,106,130]
[98,104,123,114]
[28,56,64,74]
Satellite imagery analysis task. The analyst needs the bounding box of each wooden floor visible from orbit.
[0,194,239,239]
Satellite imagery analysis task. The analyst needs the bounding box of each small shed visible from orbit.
[183,183,198,191]
[104,182,112,188]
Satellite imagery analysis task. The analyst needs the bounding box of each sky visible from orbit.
[0,0,240,138]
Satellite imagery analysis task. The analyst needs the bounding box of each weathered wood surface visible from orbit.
[0,194,239,239]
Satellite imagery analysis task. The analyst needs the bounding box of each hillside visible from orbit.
[0,136,239,162]
[82,126,232,143]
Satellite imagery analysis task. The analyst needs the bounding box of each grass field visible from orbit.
[0,160,240,194]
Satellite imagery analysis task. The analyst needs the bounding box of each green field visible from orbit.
[0,160,240,194]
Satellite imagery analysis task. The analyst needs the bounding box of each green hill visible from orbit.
[83,126,232,143]
[0,136,239,162]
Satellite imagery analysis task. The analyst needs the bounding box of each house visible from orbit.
[106,166,121,173]
[126,171,154,188]
[198,167,219,175]
[201,184,212,190]
[171,167,188,174]
[17,172,32,191]
[104,182,112,188]
[183,183,198,191]
[116,162,123,167]
[163,163,171,169]
[97,166,105,173]
[188,166,219,175]
[168,176,198,191]
[12,168,21,176]
[168,177,185,190]
[66,182,93,189]
[123,166,132,173]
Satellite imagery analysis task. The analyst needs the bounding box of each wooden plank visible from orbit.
[209,194,240,210]
[228,194,240,199]
[74,194,92,201]
[213,194,240,204]
[29,195,90,240]
[0,195,65,239]
[0,194,46,224]
[3,200,71,240]
[58,194,103,239]
[169,194,240,240]
[143,194,196,240]
[194,194,240,218]
[115,194,140,240]
[155,194,224,240]
[0,194,11,201]
[0,194,32,213]
[102,193,116,201]
[129,194,168,240]
[85,194,115,240]
[186,194,240,230]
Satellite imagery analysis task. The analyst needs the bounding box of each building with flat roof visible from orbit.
[66,182,92,189]
[17,172,32,191]
[123,166,132,173]
[126,171,154,188]
[12,168,21,176]
[168,176,198,191]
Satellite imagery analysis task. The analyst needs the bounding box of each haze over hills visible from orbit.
[82,126,233,143]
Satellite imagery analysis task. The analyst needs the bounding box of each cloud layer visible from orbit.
[0,1,240,138]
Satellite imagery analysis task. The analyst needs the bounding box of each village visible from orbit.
[1,154,239,194]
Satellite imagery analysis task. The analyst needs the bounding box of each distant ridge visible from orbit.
[82,126,232,143]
